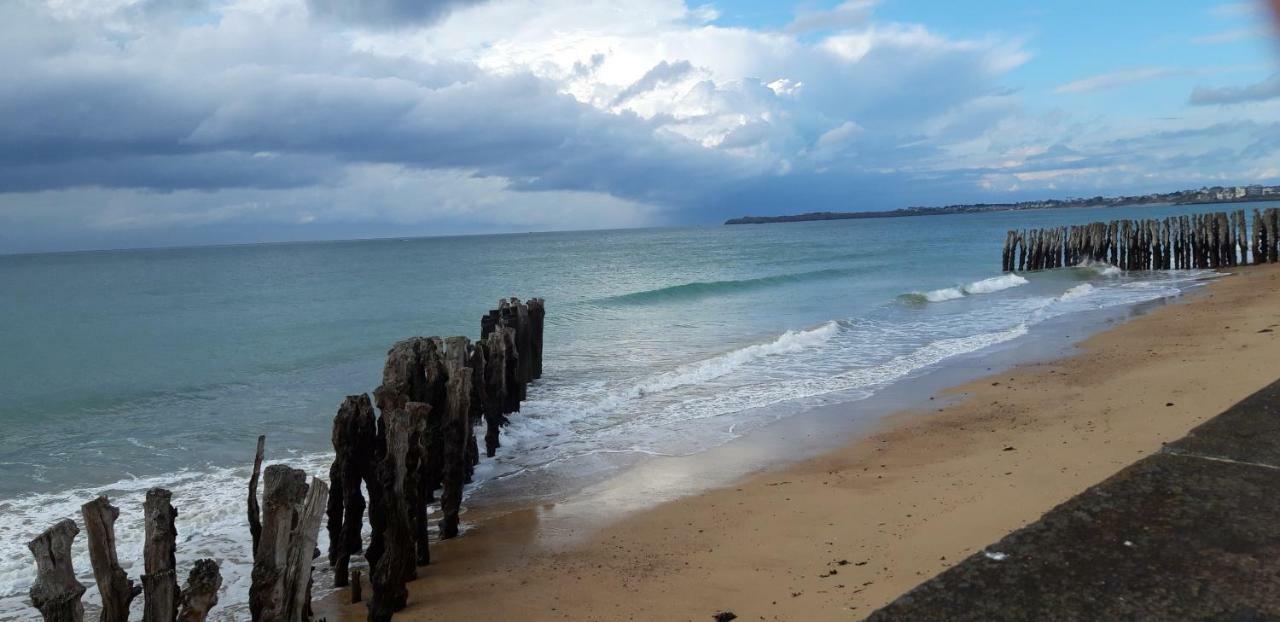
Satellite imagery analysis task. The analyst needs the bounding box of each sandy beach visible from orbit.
[323,264,1280,622]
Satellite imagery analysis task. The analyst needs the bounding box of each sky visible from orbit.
[2,0,1279,253]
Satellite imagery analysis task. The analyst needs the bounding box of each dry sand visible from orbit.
[325,264,1280,622]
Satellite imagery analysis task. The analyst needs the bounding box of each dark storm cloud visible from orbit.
[611,60,694,106]
[306,0,487,27]
[1189,73,1280,105]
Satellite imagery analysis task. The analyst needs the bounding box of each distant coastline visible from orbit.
[724,184,1280,225]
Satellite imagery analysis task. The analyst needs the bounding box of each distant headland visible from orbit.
[724,184,1280,225]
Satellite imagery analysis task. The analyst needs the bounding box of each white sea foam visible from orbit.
[645,323,1032,424]
[1060,283,1095,301]
[963,274,1029,294]
[631,321,838,398]
[0,453,335,621]
[922,287,966,302]
[914,273,1029,303]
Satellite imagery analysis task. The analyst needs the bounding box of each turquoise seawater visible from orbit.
[0,201,1267,619]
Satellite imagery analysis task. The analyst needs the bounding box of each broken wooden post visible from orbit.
[250,465,308,622]
[529,298,545,380]
[350,570,362,604]
[249,435,266,556]
[283,478,327,622]
[28,519,85,622]
[176,560,221,622]
[80,496,140,622]
[441,340,473,540]
[326,394,376,588]
[142,488,179,622]
[367,407,417,622]
[404,402,430,568]
[481,328,508,457]
[1264,208,1274,262]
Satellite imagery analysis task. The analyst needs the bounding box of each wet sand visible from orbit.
[323,264,1280,622]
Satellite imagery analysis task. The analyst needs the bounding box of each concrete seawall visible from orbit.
[866,377,1280,621]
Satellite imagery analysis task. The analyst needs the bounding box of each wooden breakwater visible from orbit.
[1001,207,1280,272]
[25,297,545,622]
[324,297,545,621]
[27,493,224,622]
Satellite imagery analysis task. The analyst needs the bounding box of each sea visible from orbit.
[1,201,1267,620]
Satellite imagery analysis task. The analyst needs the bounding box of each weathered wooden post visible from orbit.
[142,488,179,622]
[176,560,222,622]
[529,297,546,380]
[350,570,362,604]
[248,435,266,556]
[404,402,430,569]
[81,496,140,622]
[283,479,327,622]
[250,466,307,622]
[28,519,85,622]
[326,394,376,587]
[482,328,509,456]
[367,407,417,622]
[1253,209,1265,264]
[441,340,473,540]
[1237,209,1249,266]
[1264,208,1274,262]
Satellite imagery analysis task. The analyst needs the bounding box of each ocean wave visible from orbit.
[630,321,839,398]
[1060,283,1095,301]
[600,268,860,305]
[902,274,1029,305]
[0,452,336,621]
[638,323,1031,425]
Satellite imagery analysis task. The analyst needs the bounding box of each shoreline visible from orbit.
[320,264,1280,621]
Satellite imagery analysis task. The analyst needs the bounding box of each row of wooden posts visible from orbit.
[1001,207,1280,272]
[27,297,545,622]
[27,492,222,622]
[323,297,545,621]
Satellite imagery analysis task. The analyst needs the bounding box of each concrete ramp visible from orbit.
[867,379,1280,621]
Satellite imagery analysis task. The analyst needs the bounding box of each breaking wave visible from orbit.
[901,274,1030,304]
[601,268,861,305]
[629,322,839,398]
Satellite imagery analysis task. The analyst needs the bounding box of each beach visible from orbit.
[321,264,1280,621]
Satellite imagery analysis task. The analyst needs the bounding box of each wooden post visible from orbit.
[1237,209,1248,266]
[441,344,473,540]
[528,297,545,380]
[1264,208,1274,262]
[248,435,266,556]
[176,560,222,622]
[142,488,179,622]
[350,570,362,604]
[283,478,327,622]
[348,568,363,601]
[404,402,430,569]
[326,394,376,587]
[482,329,509,457]
[28,519,85,622]
[250,465,307,622]
[80,496,139,622]
[367,408,416,622]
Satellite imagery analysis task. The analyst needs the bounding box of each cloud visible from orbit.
[1192,27,1268,44]
[786,0,877,34]
[305,0,486,27]
[1189,73,1280,105]
[611,60,694,106]
[1,0,1275,253]
[1207,1,1260,19]
[1054,67,1184,94]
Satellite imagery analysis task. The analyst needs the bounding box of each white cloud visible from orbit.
[2,0,1275,252]
[1192,27,1269,44]
[1054,67,1185,94]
